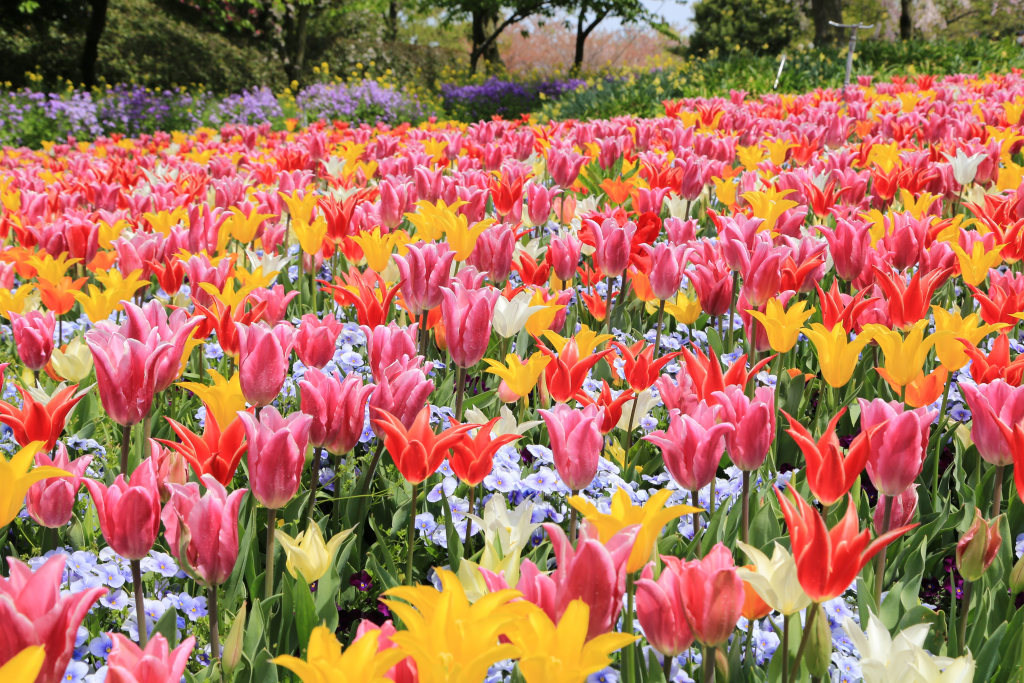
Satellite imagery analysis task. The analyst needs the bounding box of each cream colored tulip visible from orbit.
[736,542,811,616]
[465,496,540,590]
[464,405,542,437]
[615,389,661,432]
[843,614,975,683]
[276,523,352,584]
[50,337,94,383]
[492,291,546,339]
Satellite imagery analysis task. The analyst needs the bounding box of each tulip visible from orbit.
[0,647,45,682]
[739,242,785,309]
[492,291,546,339]
[866,320,951,391]
[776,488,914,603]
[485,352,551,400]
[0,554,106,683]
[959,381,1024,467]
[782,409,871,506]
[611,340,680,394]
[106,633,196,683]
[275,523,353,583]
[0,383,88,452]
[685,252,732,316]
[801,323,875,388]
[361,321,421,383]
[642,243,688,301]
[119,300,204,392]
[463,497,542,591]
[159,408,247,488]
[933,306,1007,371]
[736,542,810,615]
[26,443,92,528]
[161,475,247,587]
[711,385,774,471]
[294,314,343,369]
[11,310,55,371]
[440,282,499,369]
[957,509,1003,582]
[575,380,634,434]
[539,338,613,404]
[818,219,871,282]
[871,265,953,331]
[539,403,604,492]
[393,241,455,315]
[678,344,773,404]
[547,232,583,282]
[299,369,374,456]
[953,241,1004,287]
[747,297,815,353]
[961,333,1024,385]
[350,227,405,273]
[525,182,560,227]
[588,218,636,278]
[372,407,474,486]
[273,625,405,683]
[859,405,932,498]
[236,321,296,407]
[50,337,93,382]
[843,614,976,683]
[368,359,434,436]
[353,620,418,683]
[239,406,312,511]
[548,147,587,188]
[85,328,174,426]
[635,558,695,657]
[676,543,745,647]
[644,405,734,493]
[84,458,162,560]
[248,284,299,326]
[874,485,918,534]
[816,281,876,334]
[468,223,516,284]
[449,417,521,486]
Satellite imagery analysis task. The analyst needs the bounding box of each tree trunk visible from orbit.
[387,0,399,41]
[573,3,588,71]
[294,5,310,81]
[810,0,843,46]
[82,0,108,88]
[470,10,486,75]
[283,5,310,85]
[900,0,912,39]
[482,12,503,67]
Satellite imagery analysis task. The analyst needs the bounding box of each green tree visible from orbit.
[686,0,798,57]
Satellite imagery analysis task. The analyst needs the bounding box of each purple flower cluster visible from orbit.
[440,77,585,121]
[295,80,424,125]
[216,86,284,125]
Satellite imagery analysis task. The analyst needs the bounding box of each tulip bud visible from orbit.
[1011,555,1024,595]
[497,379,520,404]
[956,510,1003,582]
[221,602,246,678]
[714,648,729,682]
[804,603,832,678]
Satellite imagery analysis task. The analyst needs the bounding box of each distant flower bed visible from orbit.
[440,77,585,121]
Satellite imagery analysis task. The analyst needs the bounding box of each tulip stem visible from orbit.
[464,485,475,556]
[781,614,790,683]
[745,615,755,671]
[142,409,153,462]
[741,471,750,544]
[209,585,220,662]
[332,452,344,533]
[653,300,666,359]
[992,465,1005,519]
[625,394,639,455]
[120,422,131,478]
[266,508,276,600]
[624,572,636,683]
[419,312,430,361]
[406,483,418,586]
[728,272,738,352]
[305,447,323,532]
[569,489,579,545]
[704,645,715,683]
[455,366,467,421]
[874,495,894,610]
[789,604,818,683]
[958,580,972,657]
[131,559,148,648]
[931,372,953,508]
[297,249,305,314]
[692,490,703,557]
[604,276,614,338]
[662,653,674,682]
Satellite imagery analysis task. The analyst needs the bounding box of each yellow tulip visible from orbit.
[350,227,405,273]
[524,290,564,337]
[235,265,277,291]
[569,488,699,574]
[736,542,811,616]
[510,599,637,683]
[951,241,1004,287]
[801,323,876,388]
[0,284,34,319]
[199,278,254,313]
[1,442,68,527]
[663,287,703,325]
[71,285,119,323]
[51,337,94,382]
[404,199,465,242]
[736,144,767,171]
[899,189,939,220]
[740,187,798,234]
[748,298,816,353]
[867,142,900,173]
[446,215,495,262]
[383,569,525,683]
[26,252,80,285]
[224,207,273,246]
[93,268,147,309]
[275,523,352,584]
[712,176,738,207]
[143,208,188,237]
[866,320,951,389]
[542,324,612,357]
[279,191,318,225]
[272,625,404,683]
[932,306,1008,371]
[763,139,796,166]
[293,216,328,256]
[0,646,46,681]
[178,369,246,430]
[484,352,551,399]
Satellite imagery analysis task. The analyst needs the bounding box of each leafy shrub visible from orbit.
[687,0,800,57]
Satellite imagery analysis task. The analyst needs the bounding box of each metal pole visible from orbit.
[828,22,875,90]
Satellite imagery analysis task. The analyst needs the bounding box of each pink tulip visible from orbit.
[26,444,92,528]
[547,233,583,282]
[711,385,775,471]
[414,166,444,204]
[368,362,434,436]
[540,403,604,491]
[548,147,587,189]
[636,558,695,657]
[819,219,871,282]
[236,322,296,408]
[467,223,515,284]
[959,381,1024,466]
[440,282,499,369]
[354,620,418,683]
[85,329,174,426]
[239,406,312,510]
[299,369,375,454]
[361,322,421,383]
[84,458,162,560]
[656,372,699,417]
[588,218,636,278]
[119,300,204,393]
[248,284,299,326]
[393,241,455,316]
[739,241,785,309]
[379,178,411,230]
[106,632,196,683]
[526,183,560,227]
[161,475,247,587]
[685,242,732,316]
[11,310,55,371]
[643,243,688,301]
[545,522,638,640]
[0,554,106,683]
[294,314,343,369]
[676,543,744,647]
[664,218,697,246]
[857,398,936,496]
[874,485,919,534]
[183,254,232,308]
[644,404,734,492]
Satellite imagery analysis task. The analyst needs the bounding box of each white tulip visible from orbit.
[492,291,545,338]
[736,541,811,616]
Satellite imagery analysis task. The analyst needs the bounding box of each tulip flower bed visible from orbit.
[3,71,1024,683]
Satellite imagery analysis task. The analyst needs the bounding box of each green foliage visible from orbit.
[687,0,799,57]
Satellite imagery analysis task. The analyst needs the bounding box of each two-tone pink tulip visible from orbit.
[11,310,55,371]
[294,313,343,369]
[440,282,499,369]
[26,444,92,528]
[393,241,455,316]
[161,475,247,587]
[540,403,604,491]
[236,321,296,408]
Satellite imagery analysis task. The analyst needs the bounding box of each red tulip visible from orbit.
[323,273,402,329]
[158,411,248,488]
[0,383,87,451]
[678,344,773,404]
[372,407,475,484]
[448,417,520,486]
[611,340,680,394]
[871,265,953,331]
[960,335,1024,385]
[147,257,185,296]
[574,380,634,434]
[161,475,247,587]
[676,543,745,647]
[539,340,613,404]
[815,281,877,334]
[782,408,872,507]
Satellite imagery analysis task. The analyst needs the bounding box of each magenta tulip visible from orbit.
[739,241,785,309]
[393,241,455,316]
[711,385,775,471]
[26,444,92,528]
[299,369,375,454]
[959,380,1024,466]
[636,558,695,657]
[119,300,204,392]
[539,403,604,491]
[547,233,583,282]
[526,182,560,227]
[644,404,734,492]
[819,218,871,282]
[643,243,688,301]
[858,398,935,496]
[676,543,745,647]
[0,554,106,683]
[361,322,421,383]
[440,282,499,369]
[467,223,515,284]
[161,475,247,587]
[548,147,587,189]
[238,406,312,510]
[236,321,296,408]
[249,284,299,326]
[294,314,343,369]
[588,218,636,278]
[106,632,196,683]
[84,459,162,560]
[368,362,434,436]
[11,310,55,371]
[85,327,174,426]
